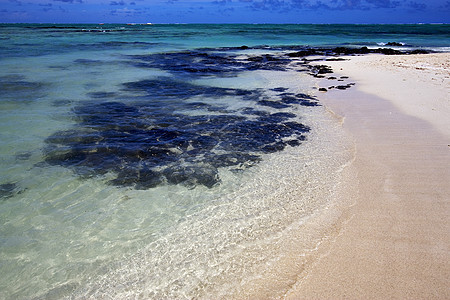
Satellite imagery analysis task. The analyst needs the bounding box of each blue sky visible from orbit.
[1,0,449,23]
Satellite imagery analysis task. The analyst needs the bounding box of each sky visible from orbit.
[0,0,449,24]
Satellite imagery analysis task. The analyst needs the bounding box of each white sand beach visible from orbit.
[285,53,450,299]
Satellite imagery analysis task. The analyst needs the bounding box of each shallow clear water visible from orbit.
[0,24,448,299]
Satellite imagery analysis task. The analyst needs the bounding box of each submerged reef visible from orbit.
[0,75,46,103]
[128,50,292,78]
[0,183,20,200]
[44,45,426,189]
[44,77,313,189]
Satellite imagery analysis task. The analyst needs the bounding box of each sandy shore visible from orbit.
[285,53,450,299]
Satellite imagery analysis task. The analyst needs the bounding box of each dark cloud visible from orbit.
[300,0,401,10]
[247,0,290,11]
[39,2,53,11]
[407,1,426,11]
[213,0,233,4]
[110,0,126,5]
[217,6,236,14]
[53,0,83,3]
[8,0,23,5]
[441,1,450,10]
[239,0,410,11]
[366,0,400,8]
[109,7,144,17]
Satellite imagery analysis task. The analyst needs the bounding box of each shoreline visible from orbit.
[285,53,450,298]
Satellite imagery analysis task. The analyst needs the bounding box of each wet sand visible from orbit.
[285,53,450,299]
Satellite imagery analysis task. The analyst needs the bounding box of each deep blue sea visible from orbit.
[0,24,449,299]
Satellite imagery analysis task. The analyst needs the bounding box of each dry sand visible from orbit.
[285,53,450,299]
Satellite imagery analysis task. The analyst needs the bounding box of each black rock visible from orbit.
[52,99,73,107]
[262,142,286,153]
[271,87,289,92]
[332,47,370,55]
[375,48,402,55]
[309,64,333,76]
[325,58,347,61]
[163,164,219,188]
[208,153,261,168]
[287,49,319,57]
[386,42,403,46]
[87,91,117,99]
[259,112,296,123]
[110,167,163,189]
[283,122,310,134]
[0,183,17,199]
[241,107,268,116]
[257,100,291,109]
[409,49,429,54]
[15,152,32,160]
[296,93,316,100]
[286,139,302,147]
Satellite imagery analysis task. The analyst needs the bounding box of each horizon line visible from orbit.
[1,22,449,25]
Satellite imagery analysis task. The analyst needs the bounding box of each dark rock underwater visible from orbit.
[43,45,430,189]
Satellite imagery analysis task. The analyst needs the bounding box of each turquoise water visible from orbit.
[0,24,448,299]
[1,24,449,57]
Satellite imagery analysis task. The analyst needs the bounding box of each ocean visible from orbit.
[0,24,449,299]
